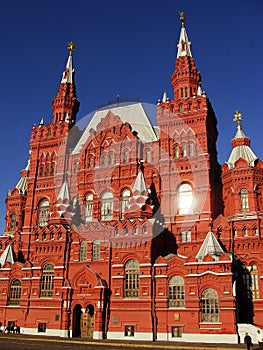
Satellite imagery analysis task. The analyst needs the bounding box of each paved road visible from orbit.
[0,334,245,350]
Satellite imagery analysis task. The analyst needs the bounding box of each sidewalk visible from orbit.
[0,333,245,350]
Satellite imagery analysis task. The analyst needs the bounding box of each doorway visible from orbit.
[81,304,95,338]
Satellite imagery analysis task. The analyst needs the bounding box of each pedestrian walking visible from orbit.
[244,332,253,350]
[257,330,263,350]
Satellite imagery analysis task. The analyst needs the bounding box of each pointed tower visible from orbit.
[170,12,201,100]
[52,42,80,127]
[222,111,263,219]
[156,13,223,238]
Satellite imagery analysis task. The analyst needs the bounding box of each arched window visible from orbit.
[179,104,184,112]
[109,153,114,166]
[40,263,54,298]
[88,156,94,168]
[169,276,185,308]
[39,166,45,177]
[174,145,179,158]
[103,154,107,166]
[8,279,21,305]
[101,192,113,220]
[241,189,249,212]
[124,150,129,164]
[38,199,49,227]
[10,212,16,231]
[201,288,219,322]
[50,163,55,176]
[80,241,87,262]
[121,189,131,218]
[74,161,79,174]
[189,143,195,157]
[85,194,93,221]
[178,183,193,215]
[146,150,151,163]
[92,240,100,261]
[125,259,139,298]
[45,165,50,177]
[250,264,259,299]
[182,144,187,157]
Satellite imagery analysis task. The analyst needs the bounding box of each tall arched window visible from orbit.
[38,199,49,227]
[174,145,179,158]
[182,144,187,157]
[250,264,259,299]
[88,156,94,168]
[241,189,249,212]
[40,263,54,298]
[85,194,93,221]
[8,279,21,305]
[189,143,195,157]
[146,150,151,163]
[10,212,16,231]
[92,240,100,261]
[109,153,114,166]
[124,150,129,164]
[125,259,139,298]
[101,192,113,220]
[169,276,185,308]
[201,288,219,322]
[178,183,193,215]
[80,241,87,262]
[121,189,131,218]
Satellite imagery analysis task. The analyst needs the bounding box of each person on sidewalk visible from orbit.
[244,332,253,350]
[257,330,263,350]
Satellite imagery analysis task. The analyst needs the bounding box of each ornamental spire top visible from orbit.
[233,110,242,129]
[180,11,185,28]
[67,41,75,56]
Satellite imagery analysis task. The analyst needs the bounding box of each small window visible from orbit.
[85,194,93,221]
[124,150,129,164]
[172,326,182,337]
[109,153,114,166]
[10,212,16,231]
[92,240,100,261]
[181,231,191,242]
[8,279,21,306]
[174,145,179,158]
[146,150,151,163]
[38,323,46,333]
[179,104,184,112]
[125,325,134,337]
[103,154,107,166]
[80,241,87,262]
[88,156,94,168]
[101,192,113,220]
[74,161,79,174]
[241,189,249,212]
[38,199,49,227]
[189,143,194,157]
[121,189,131,219]
[182,144,187,157]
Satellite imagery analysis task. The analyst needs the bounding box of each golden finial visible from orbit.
[233,110,242,126]
[67,41,75,56]
[180,11,185,28]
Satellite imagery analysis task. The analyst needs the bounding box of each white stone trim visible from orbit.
[107,331,153,341]
[93,330,103,339]
[157,332,238,343]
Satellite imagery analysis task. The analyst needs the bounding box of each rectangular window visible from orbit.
[181,231,191,242]
[172,326,182,337]
[125,325,135,337]
[38,323,46,333]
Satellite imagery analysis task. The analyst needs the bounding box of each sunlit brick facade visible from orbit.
[0,15,262,344]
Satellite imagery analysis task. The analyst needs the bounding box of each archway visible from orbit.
[72,304,82,337]
[81,304,95,338]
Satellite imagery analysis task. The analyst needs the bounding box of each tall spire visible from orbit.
[171,12,201,100]
[52,42,79,126]
[177,12,192,58]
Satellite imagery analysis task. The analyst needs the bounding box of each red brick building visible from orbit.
[0,14,262,344]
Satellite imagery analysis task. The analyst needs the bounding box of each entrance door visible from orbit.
[81,304,94,338]
[72,304,82,337]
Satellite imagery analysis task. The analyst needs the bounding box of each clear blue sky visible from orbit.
[0,0,262,233]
